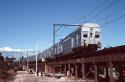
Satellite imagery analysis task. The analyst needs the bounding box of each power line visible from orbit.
[94,7,125,22]
[71,0,108,24]
[55,25,63,33]
[53,0,109,40]
[53,0,124,44]
[102,12,125,26]
[87,0,120,22]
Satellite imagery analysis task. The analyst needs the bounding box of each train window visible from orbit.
[95,35,100,38]
[83,34,87,37]
[95,31,100,38]
[83,31,88,38]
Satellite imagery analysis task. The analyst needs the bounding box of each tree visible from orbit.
[20,56,24,64]
[0,53,4,62]
[5,56,16,66]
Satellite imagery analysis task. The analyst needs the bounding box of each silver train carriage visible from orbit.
[37,23,101,60]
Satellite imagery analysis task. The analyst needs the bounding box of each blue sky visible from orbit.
[0,0,125,53]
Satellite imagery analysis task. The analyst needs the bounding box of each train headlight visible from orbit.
[98,41,101,49]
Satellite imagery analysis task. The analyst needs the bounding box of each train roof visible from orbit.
[82,23,100,28]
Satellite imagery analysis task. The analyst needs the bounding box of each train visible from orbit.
[30,23,101,61]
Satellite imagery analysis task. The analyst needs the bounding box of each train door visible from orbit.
[82,31,88,46]
[89,28,95,44]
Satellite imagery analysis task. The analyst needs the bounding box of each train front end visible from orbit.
[81,23,101,50]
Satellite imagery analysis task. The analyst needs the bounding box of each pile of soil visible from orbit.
[7,69,16,76]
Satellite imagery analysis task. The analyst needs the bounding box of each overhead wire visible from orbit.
[71,0,108,24]
[55,0,124,43]
[87,0,120,22]
[55,0,109,41]
[102,12,125,26]
[90,0,125,26]
[76,0,125,27]
[94,7,125,23]
[54,0,109,38]
[55,25,63,33]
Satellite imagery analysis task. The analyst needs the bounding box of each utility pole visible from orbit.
[35,43,49,73]
[36,49,38,73]
[19,50,22,67]
[19,52,21,67]
[27,51,29,72]
[53,24,56,56]
[53,24,55,46]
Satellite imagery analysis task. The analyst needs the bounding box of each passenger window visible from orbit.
[95,35,100,38]
[95,31,100,38]
[83,31,88,38]
[83,34,87,37]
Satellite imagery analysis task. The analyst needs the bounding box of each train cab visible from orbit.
[81,23,101,49]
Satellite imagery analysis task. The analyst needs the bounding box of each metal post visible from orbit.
[27,51,29,72]
[19,51,21,67]
[53,24,55,47]
[36,49,38,73]
[35,43,48,73]
[82,63,85,80]
[75,64,78,78]
[94,63,98,82]
[64,64,67,74]
[109,62,113,82]
[53,24,55,56]
[68,64,70,76]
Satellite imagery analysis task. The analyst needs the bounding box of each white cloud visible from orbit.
[0,47,23,52]
[0,47,36,59]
